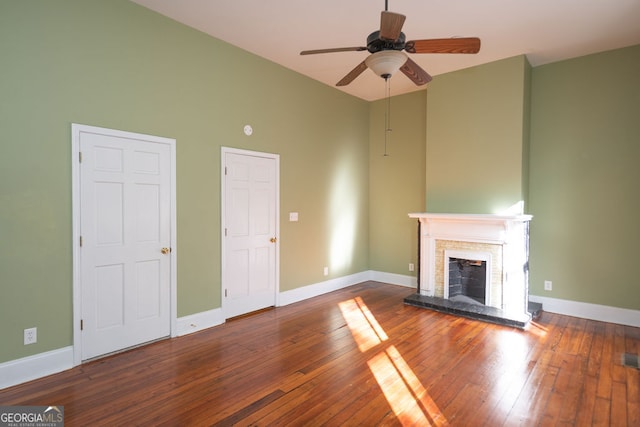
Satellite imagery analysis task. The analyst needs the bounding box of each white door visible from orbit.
[76,126,173,360]
[223,150,278,319]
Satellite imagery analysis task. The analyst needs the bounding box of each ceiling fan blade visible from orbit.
[336,61,368,86]
[400,58,432,86]
[379,11,406,41]
[405,37,481,54]
[300,47,367,55]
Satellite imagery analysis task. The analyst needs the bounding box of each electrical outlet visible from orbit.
[409,263,415,272]
[24,327,37,345]
[544,280,552,291]
[323,266,329,276]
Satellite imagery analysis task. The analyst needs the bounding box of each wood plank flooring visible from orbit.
[1,281,639,426]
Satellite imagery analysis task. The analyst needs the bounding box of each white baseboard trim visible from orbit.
[278,270,417,307]
[529,295,640,328]
[369,271,417,288]
[176,308,225,336]
[279,271,374,306]
[0,346,74,390]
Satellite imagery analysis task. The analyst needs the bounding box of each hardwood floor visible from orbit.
[1,281,639,426]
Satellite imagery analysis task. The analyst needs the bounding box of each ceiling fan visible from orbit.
[300,1,481,87]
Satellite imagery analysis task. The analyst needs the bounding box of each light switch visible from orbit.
[289,212,299,222]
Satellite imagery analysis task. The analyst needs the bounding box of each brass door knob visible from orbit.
[161,247,171,254]
[270,237,277,243]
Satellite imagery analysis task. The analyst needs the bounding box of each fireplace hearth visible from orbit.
[403,293,541,328]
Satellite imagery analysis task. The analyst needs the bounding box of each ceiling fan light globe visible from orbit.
[365,50,407,79]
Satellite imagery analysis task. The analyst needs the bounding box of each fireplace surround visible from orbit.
[405,213,533,327]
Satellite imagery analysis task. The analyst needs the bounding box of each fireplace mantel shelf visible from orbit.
[408,213,533,222]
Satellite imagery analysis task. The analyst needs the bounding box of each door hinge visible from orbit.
[79,236,83,247]
[79,151,83,163]
[80,319,84,331]
[225,166,227,175]
[225,289,228,297]
[225,228,227,237]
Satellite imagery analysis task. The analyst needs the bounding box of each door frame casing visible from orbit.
[71,123,177,366]
[220,147,280,319]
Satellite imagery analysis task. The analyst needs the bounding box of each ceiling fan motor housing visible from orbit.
[367,31,406,53]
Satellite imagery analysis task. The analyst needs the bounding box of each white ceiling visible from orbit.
[131,0,640,101]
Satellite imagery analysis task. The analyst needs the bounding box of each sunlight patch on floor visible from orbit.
[339,297,449,426]
[368,346,450,426]
[338,297,388,352]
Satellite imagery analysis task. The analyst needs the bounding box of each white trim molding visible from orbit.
[176,308,225,336]
[279,271,373,306]
[369,271,417,288]
[0,347,74,390]
[529,295,640,328]
[278,271,417,307]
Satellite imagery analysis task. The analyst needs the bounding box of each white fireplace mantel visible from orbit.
[408,213,533,245]
[408,213,532,320]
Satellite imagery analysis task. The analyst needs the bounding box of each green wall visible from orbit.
[0,0,369,363]
[425,55,532,214]
[528,45,640,308]
[369,91,426,275]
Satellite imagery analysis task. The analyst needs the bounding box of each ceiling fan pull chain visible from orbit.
[384,76,392,156]
[387,77,392,133]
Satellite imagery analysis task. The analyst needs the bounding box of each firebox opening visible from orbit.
[448,257,486,305]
